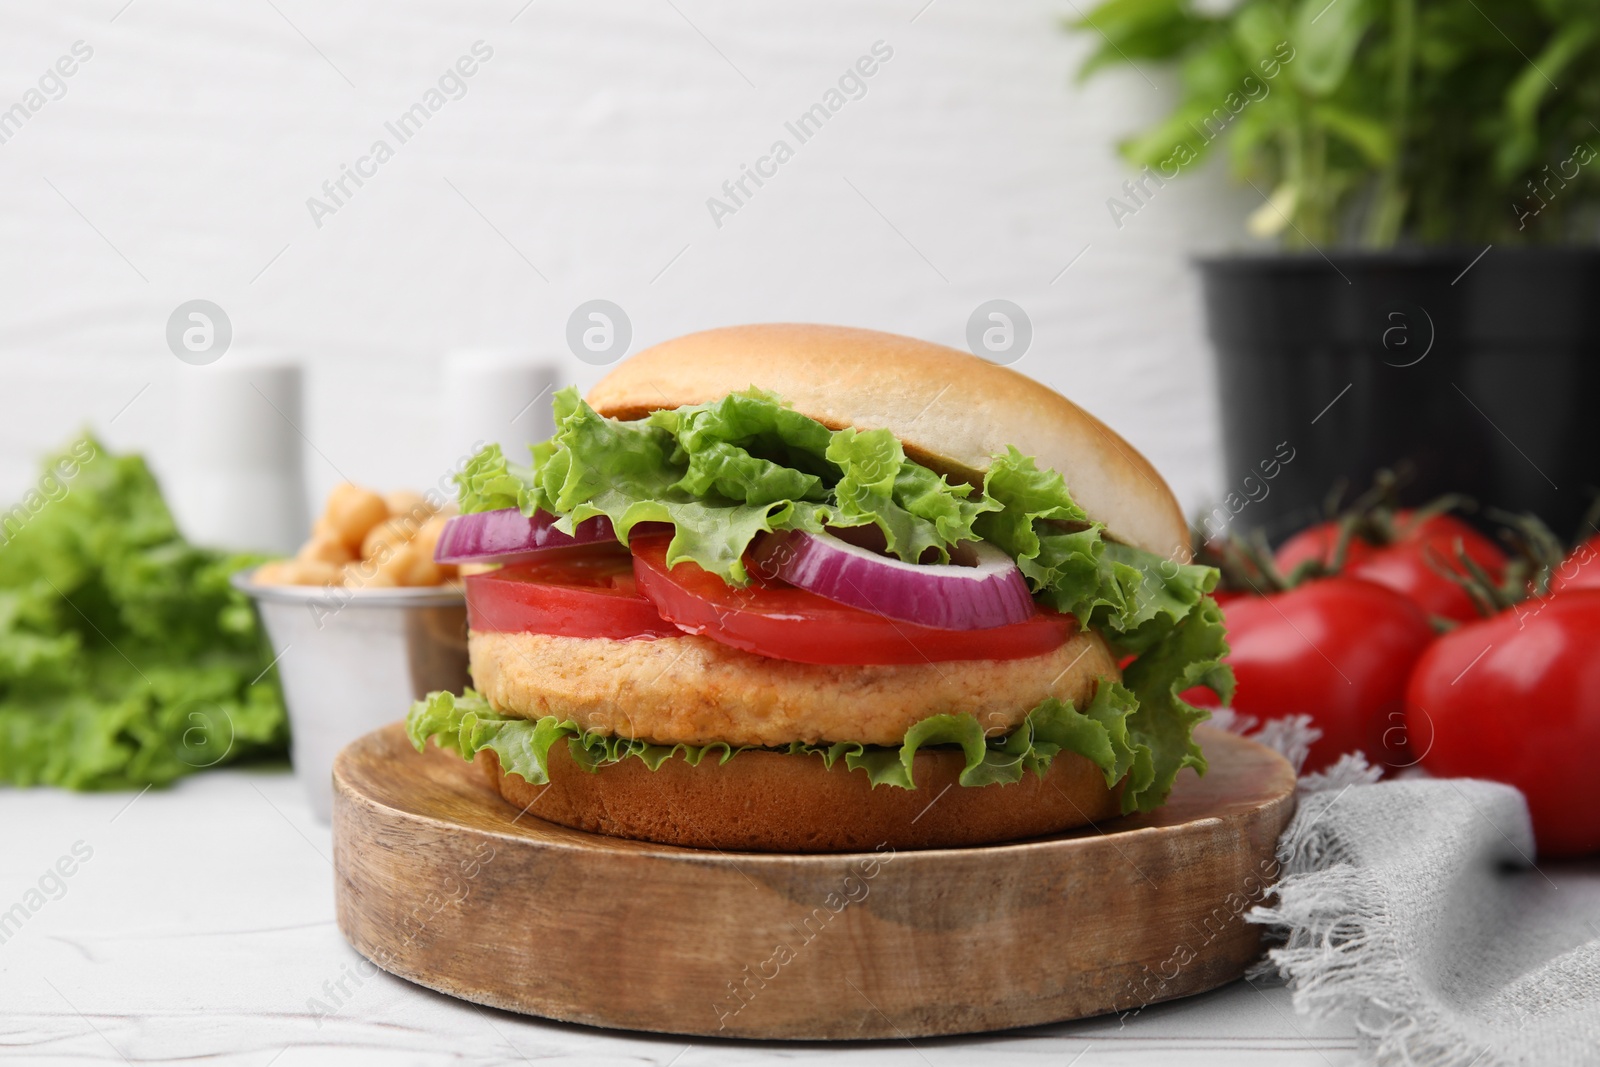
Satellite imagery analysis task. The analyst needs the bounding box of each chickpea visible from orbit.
[404,554,445,587]
[416,514,462,580]
[348,546,409,587]
[361,515,418,562]
[252,560,295,585]
[348,559,400,588]
[384,490,431,519]
[367,541,427,587]
[396,501,437,539]
[339,555,378,589]
[297,533,354,566]
[271,559,342,586]
[254,483,456,588]
[412,513,450,557]
[323,483,388,551]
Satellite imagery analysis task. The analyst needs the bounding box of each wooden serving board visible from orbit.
[333,724,1295,1040]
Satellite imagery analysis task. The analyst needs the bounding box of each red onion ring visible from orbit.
[434,508,616,564]
[750,529,1035,630]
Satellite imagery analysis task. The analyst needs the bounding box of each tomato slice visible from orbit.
[464,545,679,640]
[629,536,1071,665]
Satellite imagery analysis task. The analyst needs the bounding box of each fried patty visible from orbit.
[468,629,1118,748]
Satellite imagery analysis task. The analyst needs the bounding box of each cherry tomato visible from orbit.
[629,536,1073,665]
[1406,590,1600,857]
[1350,520,1506,624]
[1187,577,1436,772]
[464,545,678,640]
[1275,511,1507,624]
[1550,533,1600,593]
[1274,522,1379,575]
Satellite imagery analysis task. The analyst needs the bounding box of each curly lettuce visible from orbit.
[451,388,1232,812]
[0,436,286,789]
[408,683,1144,795]
[457,387,993,584]
[975,447,1233,804]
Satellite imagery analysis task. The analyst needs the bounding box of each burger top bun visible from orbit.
[587,323,1189,560]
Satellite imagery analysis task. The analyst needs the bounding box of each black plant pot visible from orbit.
[1198,248,1600,543]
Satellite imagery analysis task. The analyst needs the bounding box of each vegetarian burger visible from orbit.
[408,324,1232,852]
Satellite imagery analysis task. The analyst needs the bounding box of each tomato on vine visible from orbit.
[1407,590,1600,857]
[1275,509,1508,624]
[1550,532,1600,594]
[1187,576,1436,773]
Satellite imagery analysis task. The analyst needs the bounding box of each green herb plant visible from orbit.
[1071,0,1600,246]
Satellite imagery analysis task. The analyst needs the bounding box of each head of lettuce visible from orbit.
[408,324,1231,852]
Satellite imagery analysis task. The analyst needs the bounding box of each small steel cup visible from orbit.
[232,569,469,821]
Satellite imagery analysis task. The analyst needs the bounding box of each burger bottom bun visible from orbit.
[482,740,1124,853]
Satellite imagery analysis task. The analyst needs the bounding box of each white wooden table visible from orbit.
[2,768,1359,1066]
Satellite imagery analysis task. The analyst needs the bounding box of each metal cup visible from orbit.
[232,569,469,821]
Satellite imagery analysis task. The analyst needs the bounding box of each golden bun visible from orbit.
[588,323,1189,560]
[484,741,1123,852]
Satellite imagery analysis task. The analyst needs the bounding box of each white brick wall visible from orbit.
[0,0,1265,528]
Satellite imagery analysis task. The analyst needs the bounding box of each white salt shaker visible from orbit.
[167,357,309,555]
[441,350,561,474]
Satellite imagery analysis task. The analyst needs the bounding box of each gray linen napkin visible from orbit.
[1241,745,1600,1067]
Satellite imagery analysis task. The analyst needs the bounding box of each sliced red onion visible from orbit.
[750,530,1035,630]
[434,508,616,564]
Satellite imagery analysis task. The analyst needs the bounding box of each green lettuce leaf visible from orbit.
[407,688,745,785]
[406,681,1147,797]
[824,428,997,563]
[1026,681,1141,789]
[457,387,992,583]
[972,447,1229,810]
[455,443,533,514]
[1118,593,1233,807]
[976,447,1217,640]
[0,435,286,789]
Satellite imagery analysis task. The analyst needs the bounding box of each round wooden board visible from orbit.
[333,724,1296,1040]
